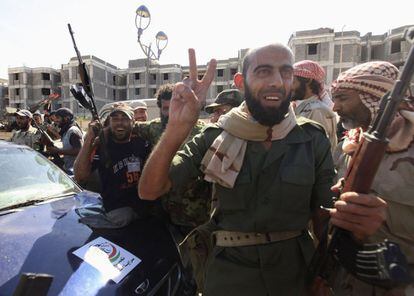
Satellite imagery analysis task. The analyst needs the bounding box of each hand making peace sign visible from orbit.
[169,49,217,128]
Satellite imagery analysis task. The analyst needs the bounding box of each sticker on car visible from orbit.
[73,236,141,283]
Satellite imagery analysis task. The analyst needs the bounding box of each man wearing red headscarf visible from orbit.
[292,60,338,151]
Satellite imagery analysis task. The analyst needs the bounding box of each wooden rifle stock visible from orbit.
[342,134,388,193]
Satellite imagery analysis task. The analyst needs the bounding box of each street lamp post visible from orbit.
[135,5,168,98]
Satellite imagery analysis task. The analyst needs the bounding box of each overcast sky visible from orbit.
[1,0,413,79]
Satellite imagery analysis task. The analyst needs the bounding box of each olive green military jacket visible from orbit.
[170,118,335,296]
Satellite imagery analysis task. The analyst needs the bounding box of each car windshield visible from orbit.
[0,145,81,210]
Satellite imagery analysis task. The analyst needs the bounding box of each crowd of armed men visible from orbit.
[9,44,413,295]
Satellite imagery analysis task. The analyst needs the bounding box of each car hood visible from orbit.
[0,192,179,296]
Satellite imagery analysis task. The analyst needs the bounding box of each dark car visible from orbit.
[0,141,192,295]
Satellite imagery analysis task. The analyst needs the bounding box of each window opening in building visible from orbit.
[163,73,169,80]
[217,69,224,77]
[135,73,140,80]
[217,85,224,93]
[41,88,51,96]
[135,88,140,96]
[307,43,318,55]
[14,73,19,80]
[391,39,401,54]
[41,73,51,80]
[230,68,237,76]
[15,88,20,96]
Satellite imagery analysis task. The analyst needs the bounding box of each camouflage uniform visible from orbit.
[134,118,211,230]
[134,118,166,147]
[10,125,42,151]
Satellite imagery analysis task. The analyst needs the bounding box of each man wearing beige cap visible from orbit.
[132,100,148,122]
[10,109,41,150]
[74,103,158,217]
[205,89,244,123]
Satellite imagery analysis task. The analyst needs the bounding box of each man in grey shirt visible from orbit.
[46,108,83,174]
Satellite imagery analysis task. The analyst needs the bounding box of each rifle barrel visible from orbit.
[67,23,101,124]
[67,23,83,64]
[373,37,414,139]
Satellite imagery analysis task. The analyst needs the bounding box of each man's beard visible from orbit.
[17,121,29,130]
[340,117,359,131]
[58,118,68,128]
[110,126,132,142]
[291,80,307,101]
[244,84,291,126]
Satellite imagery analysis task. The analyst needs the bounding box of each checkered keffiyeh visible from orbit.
[294,60,326,83]
[331,61,399,120]
[293,60,327,99]
[294,60,327,99]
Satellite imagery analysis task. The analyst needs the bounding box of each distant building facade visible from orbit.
[0,78,8,117]
[60,55,126,113]
[7,25,412,114]
[7,67,60,110]
[126,58,182,100]
[7,56,242,115]
[288,25,413,85]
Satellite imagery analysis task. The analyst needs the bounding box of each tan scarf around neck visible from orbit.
[201,102,297,188]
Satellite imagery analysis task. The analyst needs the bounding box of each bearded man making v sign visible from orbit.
[138,45,387,296]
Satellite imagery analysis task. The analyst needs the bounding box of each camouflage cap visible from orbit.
[15,109,33,119]
[205,89,244,114]
[109,103,134,120]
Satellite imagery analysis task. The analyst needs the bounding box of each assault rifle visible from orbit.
[32,120,64,168]
[308,27,414,295]
[67,24,100,123]
[67,24,110,169]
